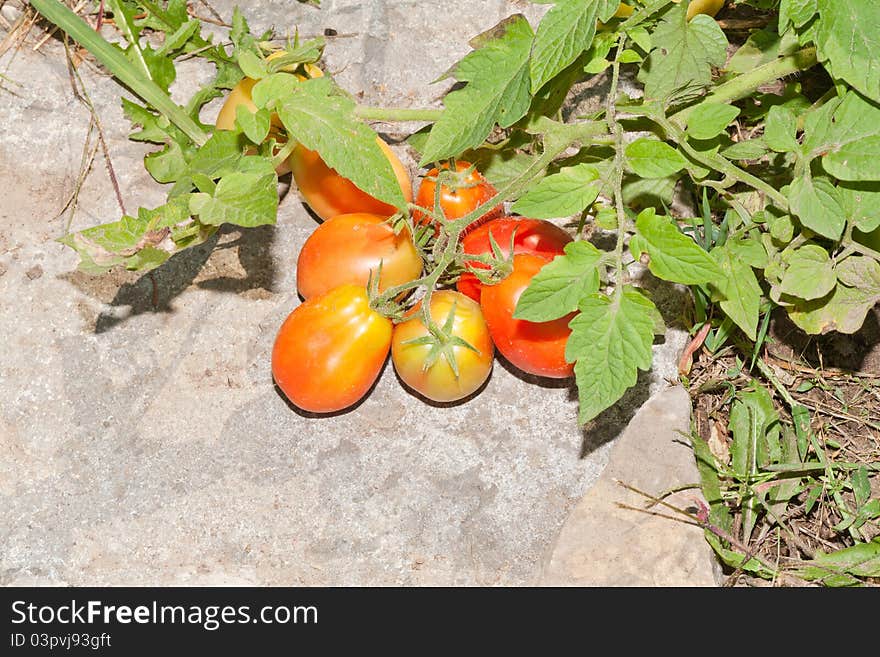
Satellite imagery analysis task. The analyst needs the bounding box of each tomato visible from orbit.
[391,290,494,403]
[296,213,423,300]
[215,58,323,175]
[608,1,723,22]
[457,217,573,302]
[288,136,413,222]
[480,254,575,379]
[412,161,503,235]
[272,285,392,413]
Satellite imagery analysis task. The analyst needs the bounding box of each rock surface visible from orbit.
[0,0,703,586]
[539,386,722,586]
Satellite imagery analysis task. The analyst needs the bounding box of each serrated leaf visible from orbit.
[687,103,740,140]
[816,92,880,181]
[625,138,688,179]
[787,176,846,241]
[780,0,818,31]
[632,209,721,284]
[236,105,271,144]
[511,164,601,218]
[815,0,880,104]
[764,105,799,153]
[189,165,278,228]
[780,244,836,300]
[420,15,534,166]
[273,78,405,209]
[788,283,880,335]
[188,130,248,178]
[839,182,880,233]
[643,8,728,104]
[566,286,656,425]
[711,243,762,341]
[144,140,188,183]
[529,0,619,93]
[155,18,200,57]
[513,241,602,322]
[621,174,676,209]
[238,50,268,80]
[140,44,176,93]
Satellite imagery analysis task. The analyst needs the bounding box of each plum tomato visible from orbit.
[480,254,575,379]
[272,284,392,413]
[458,217,573,302]
[288,136,413,222]
[296,213,423,300]
[412,161,503,235]
[391,290,494,403]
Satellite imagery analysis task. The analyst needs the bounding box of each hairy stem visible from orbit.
[607,39,628,290]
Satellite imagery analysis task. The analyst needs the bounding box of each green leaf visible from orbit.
[511,164,600,218]
[513,241,602,322]
[625,138,688,179]
[420,15,534,165]
[787,176,846,241]
[817,92,880,181]
[273,78,405,209]
[566,286,656,425]
[236,106,271,145]
[788,283,880,335]
[722,138,770,161]
[815,0,880,104]
[764,105,799,153]
[621,175,676,209]
[155,18,200,57]
[238,50,269,80]
[728,25,782,74]
[794,538,880,584]
[643,8,728,104]
[144,140,188,184]
[780,0,818,31]
[780,244,837,301]
[188,130,248,178]
[836,256,880,294]
[529,0,618,93]
[839,182,880,233]
[189,163,278,228]
[711,243,762,341]
[631,209,721,285]
[687,103,741,140]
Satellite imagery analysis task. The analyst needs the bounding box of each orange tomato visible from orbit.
[272,285,392,413]
[412,160,503,234]
[296,213,422,300]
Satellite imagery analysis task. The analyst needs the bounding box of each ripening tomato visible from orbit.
[607,1,723,24]
[288,137,413,222]
[215,57,323,175]
[391,291,494,403]
[272,285,392,413]
[457,217,573,302]
[412,161,503,235]
[480,254,575,379]
[296,213,423,300]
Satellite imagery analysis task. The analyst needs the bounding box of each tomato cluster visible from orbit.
[267,153,578,413]
[217,72,579,413]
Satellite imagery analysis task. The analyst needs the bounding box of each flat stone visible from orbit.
[538,386,722,587]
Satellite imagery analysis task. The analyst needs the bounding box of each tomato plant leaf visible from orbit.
[780,243,837,301]
[271,77,406,210]
[788,283,880,335]
[236,105,271,145]
[815,0,880,104]
[511,163,601,218]
[513,241,602,322]
[419,15,534,166]
[787,175,846,241]
[722,138,770,161]
[836,256,880,295]
[642,7,728,104]
[764,105,800,153]
[779,0,818,31]
[189,161,278,228]
[710,243,762,341]
[625,138,688,179]
[529,0,619,93]
[566,286,656,425]
[631,209,721,285]
[839,182,880,233]
[687,103,741,141]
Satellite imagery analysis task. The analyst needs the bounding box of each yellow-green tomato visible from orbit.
[610,1,724,21]
[391,291,494,403]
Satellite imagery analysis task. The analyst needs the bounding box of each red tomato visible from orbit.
[297,213,423,300]
[412,161,503,234]
[391,290,494,403]
[272,285,392,413]
[480,254,575,379]
[458,217,573,301]
[288,136,413,221]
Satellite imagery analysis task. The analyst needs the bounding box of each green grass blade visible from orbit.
[30,0,209,146]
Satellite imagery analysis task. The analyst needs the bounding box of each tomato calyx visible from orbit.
[459,228,516,286]
[401,297,478,379]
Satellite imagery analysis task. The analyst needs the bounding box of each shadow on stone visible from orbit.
[577,367,653,459]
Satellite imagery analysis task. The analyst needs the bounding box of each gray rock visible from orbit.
[538,386,722,587]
